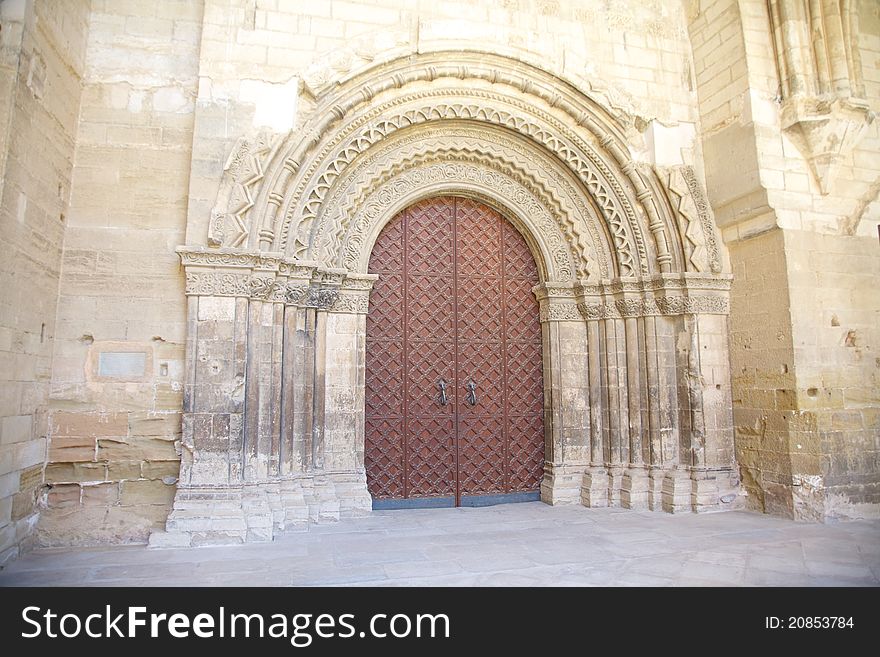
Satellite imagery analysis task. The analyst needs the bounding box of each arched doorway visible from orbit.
[365,196,545,508]
[160,52,736,547]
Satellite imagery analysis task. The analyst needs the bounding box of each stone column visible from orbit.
[581,315,608,507]
[321,274,376,519]
[621,311,650,509]
[535,283,589,505]
[687,311,739,512]
[153,261,254,547]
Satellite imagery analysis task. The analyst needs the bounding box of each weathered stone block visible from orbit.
[47,484,81,508]
[47,436,96,463]
[141,460,181,479]
[128,412,182,436]
[52,411,128,437]
[82,482,119,506]
[106,460,142,480]
[18,464,43,490]
[120,479,177,506]
[45,462,107,483]
[97,436,177,462]
[11,489,37,521]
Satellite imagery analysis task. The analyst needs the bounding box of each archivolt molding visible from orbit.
[662,166,723,274]
[271,86,658,278]
[310,125,610,280]
[201,52,729,299]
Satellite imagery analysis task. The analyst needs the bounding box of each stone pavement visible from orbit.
[1,504,878,587]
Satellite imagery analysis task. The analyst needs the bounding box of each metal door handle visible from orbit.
[438,379,449,406]
[465,381,477,406]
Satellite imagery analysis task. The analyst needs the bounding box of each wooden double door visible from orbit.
[365,196,545,507]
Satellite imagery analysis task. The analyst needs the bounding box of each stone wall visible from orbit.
[689,0,880,519]
[0,0,874,556]
[0,0,91,565]
[40,0,203,545]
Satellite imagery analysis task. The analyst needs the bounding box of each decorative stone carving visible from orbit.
[184,271,250,297]
[209,131,283,247]
[665,166,722,274]
[303,287,340,309]
[248,276,277,300]
[331,292,370,314]
[314,131,601,280]
[780,97,873,195]
[340,160,575,279]
[577,295,728,319]
[284,283,308,305]
[539,303,582,322]
[281,91,646,278]
[767,0,873,194]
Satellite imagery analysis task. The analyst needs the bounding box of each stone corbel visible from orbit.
[781,96,874,195]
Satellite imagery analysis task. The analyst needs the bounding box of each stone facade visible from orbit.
[0,0,876,560]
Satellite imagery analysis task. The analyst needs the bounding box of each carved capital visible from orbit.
[330,291,370,314]
[303,287,340,309]
[539,301,582,322]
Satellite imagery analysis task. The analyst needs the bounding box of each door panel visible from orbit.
[365,196,544,505]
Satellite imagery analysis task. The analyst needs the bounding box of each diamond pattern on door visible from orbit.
[507,414,545,491]
[459,416,505,495]
[505,342,543,410]
[364,417,404,499]
[407,418,455,498]
[456,198,501,276]
[406,198,454,274]
[368,273,404,339]
[365,341,403,417]
[407,275,454,339]
[407,341,455,416]
[456,341,503,417]
[457,277,503,340]
[365,196,544,504]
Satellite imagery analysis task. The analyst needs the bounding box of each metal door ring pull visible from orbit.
[465,381,477,406]
[438,379,449,406]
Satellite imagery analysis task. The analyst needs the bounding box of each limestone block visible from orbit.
[140,460,181,480]
[119,479,176,506]
[44,462,107,483]
[97,436,177,462]
[106,460,142,480]
[46,484,81,508]
[81,482,119,506]
[128,411,182,436]
[48,436,96,463]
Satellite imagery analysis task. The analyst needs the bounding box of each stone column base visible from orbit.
[149,470,373,548]
[621,466,650,510]
[661,469,693,513]
[691,466,741,512]
[150,486,249,548]
[333,470,373,518]
[606,465,626,507]
[580,466,609,507]
[647,467,666,511]
[541,463,587,505]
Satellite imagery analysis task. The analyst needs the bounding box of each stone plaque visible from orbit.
[98,352,147,378]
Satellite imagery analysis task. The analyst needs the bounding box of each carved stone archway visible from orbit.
[153,52,737,547]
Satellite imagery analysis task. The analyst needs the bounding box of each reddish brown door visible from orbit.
[365,196,544,507]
